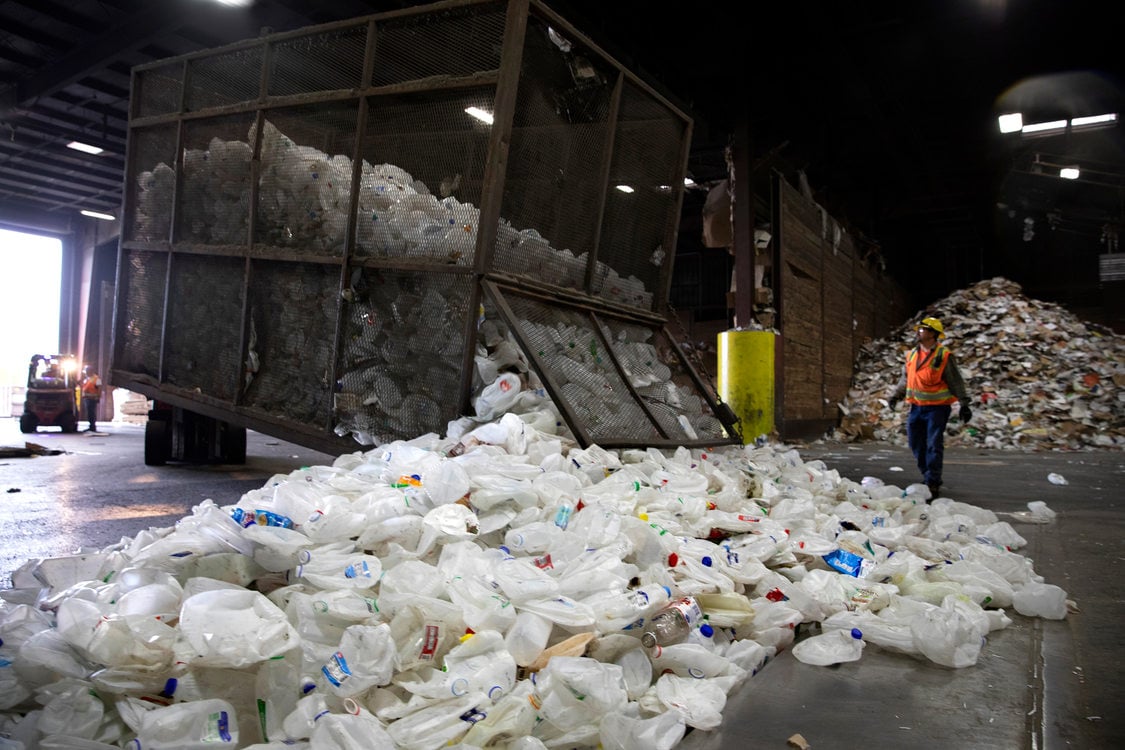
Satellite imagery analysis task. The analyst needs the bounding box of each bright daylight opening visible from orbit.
[0,229,62,389]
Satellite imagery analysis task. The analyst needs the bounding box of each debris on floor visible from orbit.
[0,395,1071,749]
[834,277,1125,450]
[0,442,66,459]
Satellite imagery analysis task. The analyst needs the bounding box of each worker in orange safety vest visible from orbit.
[80,367,103,433]
[886,317,973,501]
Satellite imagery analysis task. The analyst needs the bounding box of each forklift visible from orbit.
[20,354,81,433]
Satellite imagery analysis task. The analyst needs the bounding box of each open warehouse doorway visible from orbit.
[0,228,62,417]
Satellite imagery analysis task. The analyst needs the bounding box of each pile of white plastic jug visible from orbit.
[0,408,1068,749]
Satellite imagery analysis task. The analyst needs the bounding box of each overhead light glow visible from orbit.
[464,107,494,124]
[1021,119,1067,135]
[1071,113,1118,128]
[997,113,1023,133]
[67,141,103,155]
[214,0,254,6]
[1059,167,1080,180]
[80,209,116,221]
[615,185,635,193]
[683,177,696,187]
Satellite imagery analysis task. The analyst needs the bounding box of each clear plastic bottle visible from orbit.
[640,596,703,648]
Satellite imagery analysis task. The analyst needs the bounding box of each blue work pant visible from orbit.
[906,404,951,485]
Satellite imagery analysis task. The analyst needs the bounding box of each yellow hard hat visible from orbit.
[919,316,945,338]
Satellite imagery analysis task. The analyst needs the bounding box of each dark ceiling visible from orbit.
[1,0,1122,310]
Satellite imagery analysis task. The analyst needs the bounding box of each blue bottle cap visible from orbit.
[700,623,714,638]
[850,628,863,640]
[701,556,713,567]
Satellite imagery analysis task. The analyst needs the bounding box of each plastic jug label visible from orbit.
[344,561,372,580]
[203,711,233,742]
[533,553,554,570]
[823,549,873,577]
[322,651,352,687]
[419,624,440,660]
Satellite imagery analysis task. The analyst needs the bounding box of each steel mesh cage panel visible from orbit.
[164,254,245,401]
[371,2,507,86]
[268,26,369,97]
[355,88,494,265]
[252,102,361,256]
[242,260,338,425]
[133,62,183,119]
[115,250,167,377]
[177,114,256,246]
[126,125,178,243]
[599,318,729,442]
[335,269,473,443]
[594,82,686,311]
[492,15,612,292]
[185,46,263,111]
[504,294,663,442]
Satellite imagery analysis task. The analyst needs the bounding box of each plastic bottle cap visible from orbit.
[700,624,714,637]
[701,556,713,567]
[851,628,863,640]
[661,585,671,597]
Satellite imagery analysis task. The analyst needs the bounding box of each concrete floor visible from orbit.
[1,418,1122,748]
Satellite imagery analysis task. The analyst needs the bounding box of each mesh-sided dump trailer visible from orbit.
[112,0,740,463]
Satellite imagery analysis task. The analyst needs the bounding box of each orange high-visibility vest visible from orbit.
[904,346,956,406]
[81,375,101,398]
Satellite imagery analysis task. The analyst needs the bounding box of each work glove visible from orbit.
[959,405,972,423]
[886,396,900,411]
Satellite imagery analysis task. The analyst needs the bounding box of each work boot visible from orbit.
[926,482,942,502]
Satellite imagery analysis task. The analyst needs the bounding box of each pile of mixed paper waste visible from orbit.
[835,277,1125,450]
[0,387,1070,749]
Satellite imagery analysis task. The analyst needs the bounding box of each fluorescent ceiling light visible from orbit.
[684,177,696,187]
[67,141,103,155]
[1021,119,1067,134]
[1059,167,1080,180]
[214,0,254,6]
[997,113,1023,133]
[615,185,635,193]
[464,107,493,124]
[1071,113,1117,127]
[80,209,115,221]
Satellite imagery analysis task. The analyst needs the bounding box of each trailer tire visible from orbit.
[221,424,247,464]
[145,418,171,466]
[19,413,37,434]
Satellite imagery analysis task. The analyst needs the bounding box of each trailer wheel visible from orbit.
[145,418,171,466]
[221,424,247,464]
[19,413,38,434]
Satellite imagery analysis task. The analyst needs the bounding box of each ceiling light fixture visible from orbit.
[80,209,115,221]
[1059,167,1080,180]
[67,141,103,154]
[997,113,1023,133]
[1070,113,1118,128]
[1021,119,1068,135]
[464,107,494,124]
[615,185,635,193]
[683,177,696,187]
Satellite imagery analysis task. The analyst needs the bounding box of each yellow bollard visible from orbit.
[717,330,775,443]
